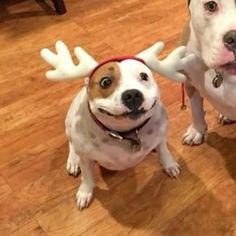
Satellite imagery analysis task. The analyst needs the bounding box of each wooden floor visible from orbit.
[0,0,236,235]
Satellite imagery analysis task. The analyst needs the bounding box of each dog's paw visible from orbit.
[164,161,181,178]
[218,114,235,125]
[66,157,80,176]
[76,185,93,210]
[182,125,205,146]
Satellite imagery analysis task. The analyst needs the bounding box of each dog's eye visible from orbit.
[204,1,218,13]
[100,76,112,89]
[140,72,149,81]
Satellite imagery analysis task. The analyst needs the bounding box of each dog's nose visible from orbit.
[223,30,236,51]
[122,89,144,110]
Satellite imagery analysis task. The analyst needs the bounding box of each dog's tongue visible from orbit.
[126,108,145,120]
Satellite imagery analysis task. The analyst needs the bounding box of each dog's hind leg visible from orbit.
[156,140,181,178]
[66,142,81,176]
[182,83,207,145]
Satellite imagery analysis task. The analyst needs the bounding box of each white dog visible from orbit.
[41,41,195,209]
[182,0,236,145]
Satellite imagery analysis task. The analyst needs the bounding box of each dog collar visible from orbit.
[89,56,146,78]
[88,103,151,152]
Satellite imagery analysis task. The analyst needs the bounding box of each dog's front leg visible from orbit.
[75,155,94,210]
[182,82,207,145]
[67,142,81,176]
[156,140,181,178]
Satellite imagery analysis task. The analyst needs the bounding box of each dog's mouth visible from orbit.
[98,100,157,120]
[220,61,236,75]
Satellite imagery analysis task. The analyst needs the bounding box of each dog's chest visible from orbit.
[189,68,236,119]
[87,118,164,171]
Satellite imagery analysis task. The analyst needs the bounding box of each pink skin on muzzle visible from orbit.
[210,47,236,74]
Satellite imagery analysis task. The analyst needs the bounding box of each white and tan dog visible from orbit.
[41,41,195,209]
[182,0,236,145]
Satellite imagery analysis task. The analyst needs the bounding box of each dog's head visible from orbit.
[41,41,195,131]
[87,58,158,130]
[189,0,236,74]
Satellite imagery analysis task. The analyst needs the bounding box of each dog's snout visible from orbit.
[122,89,144,110]
[223,30,236,51]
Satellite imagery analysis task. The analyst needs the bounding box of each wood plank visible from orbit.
[0,175,12,200]
[161,179,236,235]
[0,195,33,235]
[9,220,46,236]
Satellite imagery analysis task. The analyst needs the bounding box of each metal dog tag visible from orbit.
[108,129,142,152]
[108,131,123,140]
[212,72,223,88]
[130,138,141,152]
[130,130,141,152]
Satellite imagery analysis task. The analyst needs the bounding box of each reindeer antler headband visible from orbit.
[40,41,196,82]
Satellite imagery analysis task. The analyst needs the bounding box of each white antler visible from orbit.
[40,41,98,81]
[137,41,196,82]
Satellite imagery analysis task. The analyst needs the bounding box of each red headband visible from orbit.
[89,56,146,78]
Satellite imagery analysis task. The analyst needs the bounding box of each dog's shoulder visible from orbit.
[65,87,89,140]
[66,87,87,121]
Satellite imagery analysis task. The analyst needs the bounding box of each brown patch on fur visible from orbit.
[178,19,191,46]
[88,62,120,100]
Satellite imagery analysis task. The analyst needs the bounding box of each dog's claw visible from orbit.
[218,114,235,125]
[164,162,181,178]
[66,158,81,176]
[182,125,206,145]
[76,187,93,210]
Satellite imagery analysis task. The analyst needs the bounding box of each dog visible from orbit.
[182,0,236,145]
[41,41,195,210]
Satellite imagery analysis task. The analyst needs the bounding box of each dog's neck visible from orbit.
[87,102,152,151]
[185,21,209,72]
[187,22,203,59]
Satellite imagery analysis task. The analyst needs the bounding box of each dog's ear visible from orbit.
[137,41,196,82]
[40,41,98,81]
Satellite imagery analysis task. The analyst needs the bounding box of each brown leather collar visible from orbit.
[88,103,151,151]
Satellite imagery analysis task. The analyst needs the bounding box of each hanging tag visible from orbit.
[131,138,141,152]
[109,130,142,152]
[212,72,223,88]
[130,130,141,152]
[108,131,123,140]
